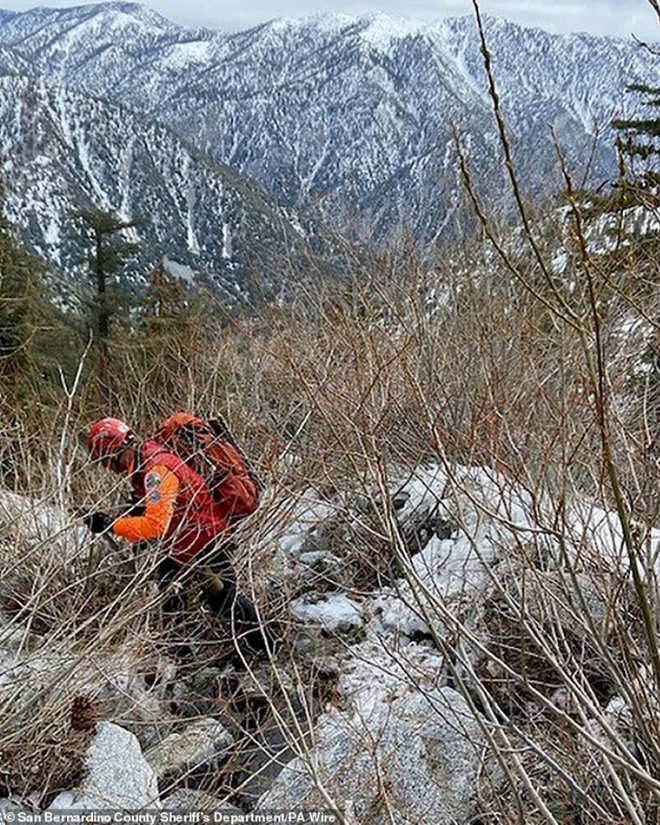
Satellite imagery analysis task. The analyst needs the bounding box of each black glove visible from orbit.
[125,492,145,518]
[83,511,113,534]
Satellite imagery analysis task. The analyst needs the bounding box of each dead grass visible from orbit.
[1,138,660,818]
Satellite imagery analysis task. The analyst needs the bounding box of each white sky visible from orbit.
[0,0,657,39]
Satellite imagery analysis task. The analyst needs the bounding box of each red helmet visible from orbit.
[86,417,134,463]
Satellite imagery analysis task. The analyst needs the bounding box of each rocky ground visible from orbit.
[1,463,658,822]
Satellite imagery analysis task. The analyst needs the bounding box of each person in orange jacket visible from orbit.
[83,416,266,652]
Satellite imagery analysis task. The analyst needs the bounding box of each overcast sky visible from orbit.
[0,0,657,39]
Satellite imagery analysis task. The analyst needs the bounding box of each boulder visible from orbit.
[258,687,489,824]
[145,718,232,780]
[171,666,225,719]
[0,798,33,818]
[49,722,159,810]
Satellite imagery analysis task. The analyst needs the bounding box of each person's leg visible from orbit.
[201,543,271,653]
[200,547,236,616]
[157,555,188,617]
[155,554,199,663]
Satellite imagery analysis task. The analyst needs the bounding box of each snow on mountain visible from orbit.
[0,43,27,75]
[0,3,658,246]
[0,75,317,301]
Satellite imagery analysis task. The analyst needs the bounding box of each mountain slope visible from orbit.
[0,42,28,74]
[0,4,658,244]
[0,74,317,301]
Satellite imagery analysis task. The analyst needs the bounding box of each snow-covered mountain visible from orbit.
[0,74,320,301]
[0,3,657,246]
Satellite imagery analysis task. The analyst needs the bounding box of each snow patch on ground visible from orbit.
[221,223,232,259]
[162,39,211,69]
[0,487,86,554]
[162,255,195,285]
[272,489,337,558]
[290,594,363,632]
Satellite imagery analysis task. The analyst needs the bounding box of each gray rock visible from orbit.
[170,666,224,719]
[297,550,344,586]
[1,798,33,820]
[258,687,488,824]
[0,623,43,655]
[298,550,340,569]
[145,719,232,780]
[231,661,293,699]
[49,722,160,810]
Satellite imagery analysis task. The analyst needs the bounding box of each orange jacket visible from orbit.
[112,441,230,564]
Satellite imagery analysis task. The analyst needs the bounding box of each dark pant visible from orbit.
[157,542,270,653]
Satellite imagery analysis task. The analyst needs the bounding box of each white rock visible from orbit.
[0,798,30,822]
[49,722,160,810]
[258,687,488,824]
[145,719,232,779]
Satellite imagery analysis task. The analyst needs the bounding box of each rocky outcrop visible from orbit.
[3,462,654,820]
[258,687,488,824]
[49,723,160,810]
[145,719,232,781]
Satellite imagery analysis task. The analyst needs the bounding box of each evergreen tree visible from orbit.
[74,209,140,399]
[0,175,80,490]
[612,83,660,158]
[598,75,660,452]
[113,261,222,409]
[0,181,70,396]
[0,183,32,382]
[577,79,660,223]
[609,81,660,210]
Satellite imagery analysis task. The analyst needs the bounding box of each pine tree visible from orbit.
[0,185,31,382]
[0,175,80,490]
[74,209,141,399]
[609,80,660,210]
[578,78,660,223]
[601,74,660,454]
[113,261,222,409]
[0,180,66,394]
[612,83,660,158]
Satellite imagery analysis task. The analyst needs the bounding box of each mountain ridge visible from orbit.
[0,3,658,247]
[0,73,324,302]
